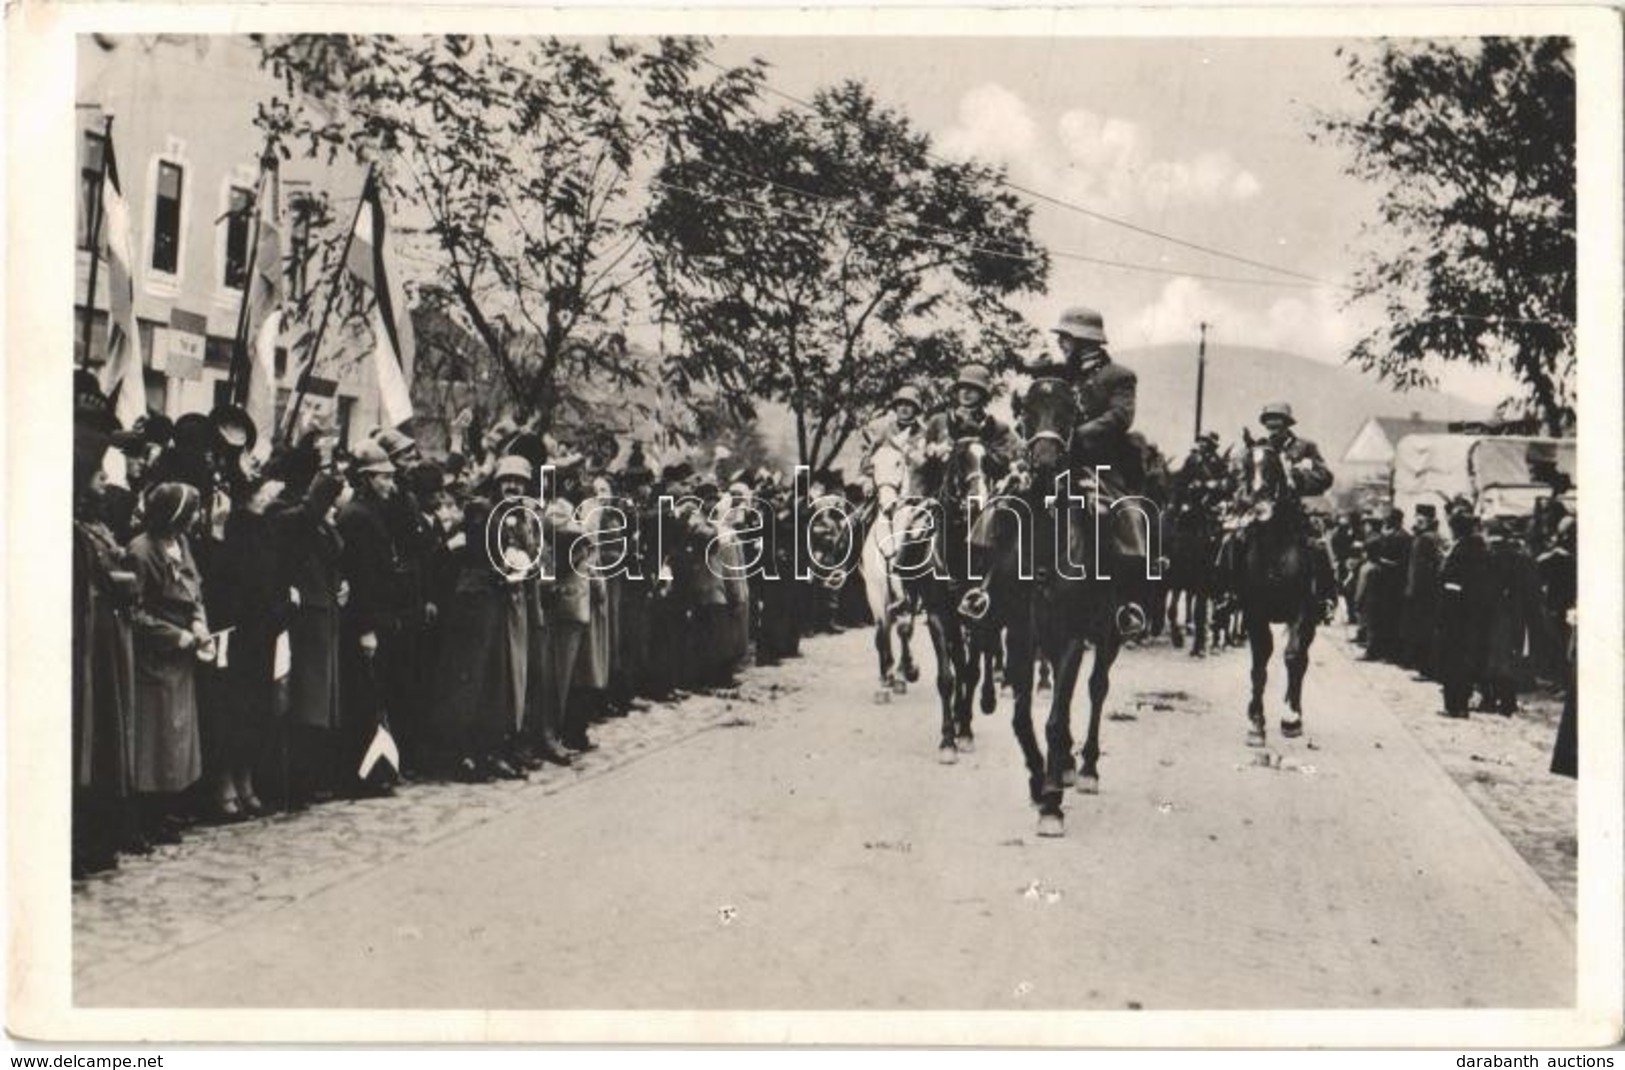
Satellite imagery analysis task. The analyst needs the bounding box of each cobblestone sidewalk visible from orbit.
[72,647,819,995]
[1327,626,1577,913]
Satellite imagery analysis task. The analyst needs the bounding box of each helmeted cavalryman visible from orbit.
[1238,401,1338,617]
[860,384,929,504]
[922,363,1020,481]
[1024,307,1149,626]
[1173,431,1231,515]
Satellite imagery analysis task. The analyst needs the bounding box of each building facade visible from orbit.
[75,35,383,447]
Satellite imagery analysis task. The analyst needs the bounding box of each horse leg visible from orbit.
[955,623,979,751]
[925,611,959,763]
[897,611,919,687]
[979,628,999,715]
[1078,631,1119,794]
[1168,586,1185,649]
[1246,610,1273,747]
[1046,636,1087,791]
[1192,588,1209,657]
[873,617,896,703]
[1004,610,1045,807]
[1037,636,1086,836]
[1281,607,1316,737]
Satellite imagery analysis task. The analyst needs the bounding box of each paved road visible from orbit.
[76,625,1574,1011]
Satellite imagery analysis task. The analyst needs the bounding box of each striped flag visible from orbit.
[97,134,145,430]
[347,174,415,428]
[243,155,283,461]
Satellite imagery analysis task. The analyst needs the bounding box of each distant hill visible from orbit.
[1110,343,1490,487]
[728,344,1490,491]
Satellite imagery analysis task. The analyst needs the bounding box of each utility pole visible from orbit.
[1194,321,1209,442]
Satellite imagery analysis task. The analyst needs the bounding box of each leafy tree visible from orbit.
[253,34,761,431]
[646,81,1047,470]
[1316,38,1575,434]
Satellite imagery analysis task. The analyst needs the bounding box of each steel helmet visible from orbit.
[954,363,994,397]
[1053,306,1108,344]
[1259,401,1296,426]
[891,385,923,410]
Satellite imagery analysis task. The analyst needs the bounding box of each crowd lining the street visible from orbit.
[72,370,871,879]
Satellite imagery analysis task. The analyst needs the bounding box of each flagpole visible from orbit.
[80,115,115,369]
[227,149,274,405]
[282,164,373,441]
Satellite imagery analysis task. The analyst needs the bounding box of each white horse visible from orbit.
[861,442,927,703]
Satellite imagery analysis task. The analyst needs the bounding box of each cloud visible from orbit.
[1125,276,1367,360]
[938,83,1040,163]
[940,84,1262,216]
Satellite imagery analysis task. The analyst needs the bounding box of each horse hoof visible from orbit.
[1246,723,1267,748]
[1076,774,1100,795]
[890,678,908,695]
[903,664,920,683]
[1036,813,1066,838]
[1059,767,1077,789]
[956,736,975,755]
[937,746,958,766]
[1280,718,1303,739]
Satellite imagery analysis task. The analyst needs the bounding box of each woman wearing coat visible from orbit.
[431,460,533,782]
[207,475,296,819]
[72,381,140,875]
[128,482,214,843]
[269,444,347,809]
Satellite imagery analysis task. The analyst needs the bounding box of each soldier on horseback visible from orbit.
[1175,432,1231,509]
[860,384,929,508]
[1225,402,1339,619]
[1020,306,1149,632]
[922,363,1021,509]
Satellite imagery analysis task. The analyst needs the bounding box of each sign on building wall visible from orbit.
[151,326,206,380]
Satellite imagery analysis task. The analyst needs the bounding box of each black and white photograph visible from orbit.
[8,3,1623,1049]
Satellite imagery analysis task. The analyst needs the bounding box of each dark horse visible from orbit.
[909,436,1003,763]
[1163,481,1227,657]
[1228,431,1321,746]
[981,379,1124,837]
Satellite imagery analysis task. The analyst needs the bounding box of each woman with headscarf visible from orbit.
[128,481,213,842]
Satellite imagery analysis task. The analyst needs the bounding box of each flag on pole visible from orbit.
[347,174,415,428]
[243,155,284,462]
[97,135,145,430]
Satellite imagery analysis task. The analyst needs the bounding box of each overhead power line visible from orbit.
[699,54,1350,291]
[640,178,1326,287]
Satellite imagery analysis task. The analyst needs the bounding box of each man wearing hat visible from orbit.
[1251,401,1339,621]
[1031,307,1158,625]
[1402,503,1445,675]
[860,384,929,506]
[1357,504,1411,661]
[369,427,438,772]
[922,363,1020,479]
[1172,431,1231,516]
[336,441,406,796]
[1435,510,1490,718]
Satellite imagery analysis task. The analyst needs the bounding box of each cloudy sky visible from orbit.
[706,35,1519,406]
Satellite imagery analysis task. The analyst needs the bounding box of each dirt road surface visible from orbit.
[75,624,1575,1012]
